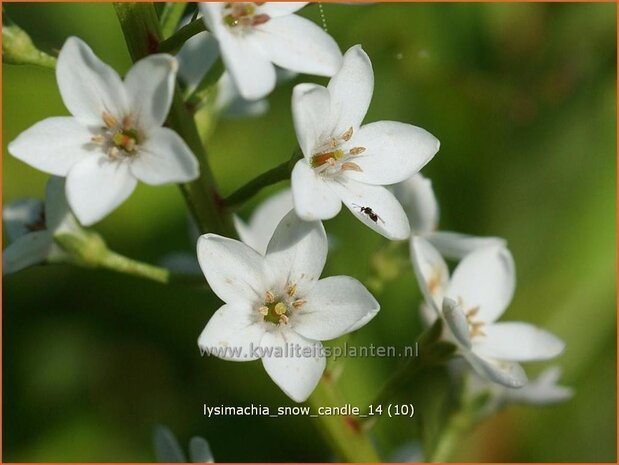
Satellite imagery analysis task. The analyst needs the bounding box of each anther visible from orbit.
[102,112,118,129]
[292,299,306,309]
[341,162,362,172]
[265,290,275,304]
[279,314,289,325]
[258,306,269,316]
[286,283,297,297]
[341,127,354,141]
[349,147,366,155]
[274,302,287,315]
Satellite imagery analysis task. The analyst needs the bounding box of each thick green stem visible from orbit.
[224,149,302,209]
[158,17,206,54]
[113,2,234,236]
[307,371,381,462]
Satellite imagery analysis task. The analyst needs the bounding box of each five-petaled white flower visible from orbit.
[393,173,506,258]
[411,237,565,387]
[9,36,199,226]
[197,211,380,402]
[291,45,440,240]
[199,2,342,100]
[3,177,78,275]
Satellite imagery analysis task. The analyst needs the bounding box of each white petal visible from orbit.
[8,117,96,176]
[234,188,293,255]
[198,303,265,361]
[504,366,574,405]
[442,298,472,349]
[427,231,507,261]
[124,54,178,129]
[291,160,342,220]
[446,245,515,323]
[410,236,448,313]
[177,31,219,93]
[464,350,528,388]
[2,231,52,276]
[44,176,73,233]
[260,329,325,402]
[219,34,276,100]
[253,15,341,77]
[3,199,43,241]
[327,45,373,136]
[56,36,127,125]
[66,156,137,226]
[199,3,224,33]
[217,71,270,118]
[391,173,439,235]
[292,83,332,158]
[131,127,199,185]
[197,234,266,305]
[344,121,440,185]
[257,2,308,17]
[264,210,327,296]
[294,276,379,340]
[474,322,565,362]
[331,179,410,240]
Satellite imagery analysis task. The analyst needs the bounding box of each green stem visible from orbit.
[113,2,235,236]
[98,250,198,285]
[307,371,381,462]
[158,17,206,54]
[224,149,302,209]
[429,410,473,462]
[363,320,456,428]
[159,2,187,39]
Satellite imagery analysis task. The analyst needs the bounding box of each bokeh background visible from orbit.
[2,2,616,462]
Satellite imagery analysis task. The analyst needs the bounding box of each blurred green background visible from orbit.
[2,2,616,462]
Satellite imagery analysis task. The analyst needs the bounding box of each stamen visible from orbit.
[90,135,105,145]
[292,299,306,309]
[274,302,287,315]
[258,306,269,316]
[341,162,362,172]
[349,147,366,155]
[265,290,275,304]
[279,314,289,325]
[341,127,354,141]
[102,112,118,129]
[286,283,297,297]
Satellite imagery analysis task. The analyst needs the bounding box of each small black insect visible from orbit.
[352,204,384,224]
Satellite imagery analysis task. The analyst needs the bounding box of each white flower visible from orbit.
[411,237,565,387]
[233,188,293,255]
[394,173,505,259]
[199,2,342,100]
[197,211,379,402]
[3,177,78,275]
[8,36,199,226]
[291,46,440,240]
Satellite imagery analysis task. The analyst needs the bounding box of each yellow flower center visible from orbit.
[310,127,366,177]
[222,3,270,28]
